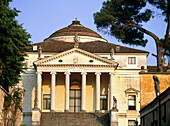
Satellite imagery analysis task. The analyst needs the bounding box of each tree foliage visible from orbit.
[94,0,151,46]
[94,0,169,71]
[0,0,31,91]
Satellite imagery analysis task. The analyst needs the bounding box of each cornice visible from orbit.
[36,64,116,68]
[34,48,118,66]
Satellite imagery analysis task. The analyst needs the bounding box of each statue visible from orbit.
[34,96,38,109]
[38,45,42,59]
[74,33,79,48]
[110,48,115,60]
[153,76,160,97]
[113,96,117,109]
[73,56,78,64]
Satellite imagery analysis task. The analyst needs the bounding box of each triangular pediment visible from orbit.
[34,48,118,67]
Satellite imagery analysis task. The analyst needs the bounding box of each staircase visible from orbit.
[40,112,110,126]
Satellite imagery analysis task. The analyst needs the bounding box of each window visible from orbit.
[128,95,136,110]
[33,45,37,50]
[89,60,93,63]
[58,59,63,63]
[100,95,107,110]
[128,57,136,64]
[128,120,135,126]
[43,94,51,110]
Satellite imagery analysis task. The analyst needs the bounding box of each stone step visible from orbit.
[40,112,110,126]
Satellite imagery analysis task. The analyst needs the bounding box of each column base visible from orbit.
[32,108,41,126]
[50,109,55,112]
[64,110,69,112]
[110,108,119,126]
[81,110,86,112]
[111,122,118,126]
[95,110,100,113]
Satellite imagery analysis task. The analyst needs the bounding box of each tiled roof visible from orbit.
[48,19,102,39]
[30,41,149,54]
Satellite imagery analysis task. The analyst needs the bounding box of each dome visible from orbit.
[45,19,107,43]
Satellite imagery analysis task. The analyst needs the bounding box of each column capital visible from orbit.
[50,71,57,75]
[36,71,42,75]
[95,72,101,75]
[109,72,115,75]
[64,72,71,75]
[81,72,87,75]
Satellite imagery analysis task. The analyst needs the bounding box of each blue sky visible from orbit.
[9,0,167,65]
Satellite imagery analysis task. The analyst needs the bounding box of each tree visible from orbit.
[161,35,170,58]
[94,0,170,72]
[0,0,31,91]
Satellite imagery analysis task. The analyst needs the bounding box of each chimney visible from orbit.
[38,45,42,59]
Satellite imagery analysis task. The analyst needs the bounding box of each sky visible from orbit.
[9,0,167,65]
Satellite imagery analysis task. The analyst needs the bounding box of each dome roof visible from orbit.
[48,19,102,39]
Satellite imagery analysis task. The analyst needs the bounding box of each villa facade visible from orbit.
[20,19,149,126]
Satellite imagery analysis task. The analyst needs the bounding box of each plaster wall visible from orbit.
[114,70,141,125]
[47,36,107,42]
[25,53,57,68]
[118,118,127,126]
[114,54,147,69]
[140,73,170,109]
[26,52,147,70]
[114,72,140,113]
[21,73,37,112]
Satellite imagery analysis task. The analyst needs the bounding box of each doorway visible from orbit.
[69,89,81,112]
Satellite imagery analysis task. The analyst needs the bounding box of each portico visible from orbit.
[33,47,117,112]
[36,67,116,112]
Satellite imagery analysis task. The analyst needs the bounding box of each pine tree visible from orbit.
[94,0,169,72]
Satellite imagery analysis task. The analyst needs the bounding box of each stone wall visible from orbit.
[140,73,170,109]
[0,86,6,126]
[0,86,22,126]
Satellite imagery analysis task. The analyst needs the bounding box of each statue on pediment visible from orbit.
[113,96,117,109]
[110,48,115,60]
[73,56,78,64]
[74,33,79,48]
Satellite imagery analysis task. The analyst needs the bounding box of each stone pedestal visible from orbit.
[32,108,41,126]
[110,108,118,126]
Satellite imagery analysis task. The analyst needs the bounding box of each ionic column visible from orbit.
[36,71,42,109]
[109,72,115,109]
[64,72,71,112]
[50,71,57,112]
[95,72,101,112]
[81,72,87,112]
